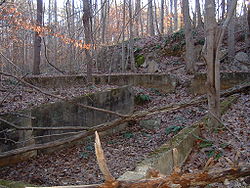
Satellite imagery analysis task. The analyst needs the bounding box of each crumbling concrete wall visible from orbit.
[190,72,250,95]
[0,86,133,166]
[25,73,178,93]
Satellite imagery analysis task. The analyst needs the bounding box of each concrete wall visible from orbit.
[119,95,239,181]
[24,73,178,93]
[0,86,133,166]
[190,72,250,95]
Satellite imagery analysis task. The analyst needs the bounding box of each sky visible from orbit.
[43,0,247,18]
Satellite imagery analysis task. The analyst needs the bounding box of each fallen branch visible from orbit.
[166,65,185,72]
[0,73,29,106]
[42,37,65,75]
[94,131,116,183]
[0,52,23,72]
[1,82,249,158]
[0,130,84,145]
[0,117,91,130]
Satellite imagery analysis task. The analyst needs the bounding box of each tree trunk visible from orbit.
[195,0,203,28]
[227,0,235,63]
[148,0,155,35]
[66,0,73,72]
[205,0,221,128]
[247,0,250,57]
[248,1,250,31]
[174,0,178,31]
[169,0,173,33]
[135,0,141,36]
[160,0,164,33]
[54,0,58,66]
[221,0,226,19]
[82,0,93,84]
[154,0,161,35]
[33,0,43,75]
[182,0,196,74]
[101,0,107,44]
[121,0,126,72]
[128,0,136,72]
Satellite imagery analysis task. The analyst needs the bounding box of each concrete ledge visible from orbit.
[190,72,250,95]
[119,95,239,181]
[24,73,178,93]
[119,125,200,181]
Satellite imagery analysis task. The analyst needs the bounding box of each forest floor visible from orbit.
[0,80,249,187]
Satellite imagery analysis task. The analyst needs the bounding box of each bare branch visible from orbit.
[0,52,23,73]
[0,73,29,106]
[94,131,116,183]
[0,117,91,130]
[42,37,65,75]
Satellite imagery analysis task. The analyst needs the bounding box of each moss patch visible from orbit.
[0,179,35,188]
[135,54,145,67]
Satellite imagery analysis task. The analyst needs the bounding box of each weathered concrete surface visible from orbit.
[190,72,250,95]
[119,95,239,181]
[0,179,35,188]
[119,124,200,181]
[0,86,133,166]
[24,73,178,93]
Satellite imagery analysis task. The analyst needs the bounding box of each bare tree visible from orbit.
[195,0,203,28]
[247,0,250,57]
[128,0,136,71]
[204,0,237,127]
[248,0,250,30]
[182,0,196,74]
[101,0,108,44]
[121,0,126,72]
[33,0,43,75]
[227,0,235,63]
[221,0,226,19]
[134,0,140,36]
[160,0,164,33]
[148,0,155,35]
[205,0,220,127]
[169,0,174,33]
[174,0,178,31]
[82,0,93,84]
[154,0,161,35]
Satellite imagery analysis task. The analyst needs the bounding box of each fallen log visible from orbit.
[0,82,249,158]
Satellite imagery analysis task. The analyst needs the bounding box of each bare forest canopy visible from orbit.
[0,0,249,75]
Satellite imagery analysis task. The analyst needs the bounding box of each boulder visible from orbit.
[139,119,161,130]
[234,52,249,64]
[230,52,250,71]
[141,53,160,72]
[147,60,160,73]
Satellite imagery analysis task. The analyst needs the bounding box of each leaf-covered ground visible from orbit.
[182,93,250,187]
[0,83,118,114]
[1,80,249,187]
[0,85,208,186]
